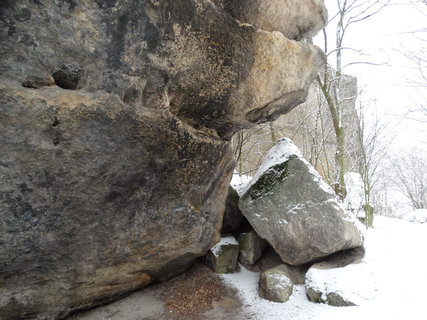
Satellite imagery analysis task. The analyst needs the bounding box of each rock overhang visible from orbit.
[0,0,327,318]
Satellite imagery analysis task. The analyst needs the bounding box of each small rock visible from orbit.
[272,262,308,285]
[244,247,309,284]
[259,265,294,303]
[237,230,267,265]
[206,236,239,274]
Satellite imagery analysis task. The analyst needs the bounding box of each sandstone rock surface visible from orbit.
[0,0,325,318]
[222,0,328,40]
[239,138,363,265]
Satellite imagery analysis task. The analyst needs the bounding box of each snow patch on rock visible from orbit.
[241,138,302,195]
[211,236,239,257]
[305,262,377,306]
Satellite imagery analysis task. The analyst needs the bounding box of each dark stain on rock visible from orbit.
[7,24,17,36]
[53,0,77,11]
[0,297,40,320]
[52,64,81,90]
[52,116,60,127]
[105,2,154,70]
[144,21,160,51]
[18,183,33,194]
[18,33,37,47]
[14,8,31,22]
[105,191,120,203]
[0,0,14,14]
[107,12,129,69]
[64,0,78,11]
[123,86,139,104]
[94,0,117,9]
[164,0,255,138]
[142,66,169,107]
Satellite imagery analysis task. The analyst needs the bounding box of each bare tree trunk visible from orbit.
[316,0,390,201]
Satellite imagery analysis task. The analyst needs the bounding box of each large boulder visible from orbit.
[0,0,325,318]
[0,81,234,320]
[239,138,363,265]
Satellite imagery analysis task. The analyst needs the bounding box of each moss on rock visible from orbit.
[244,157,296,200]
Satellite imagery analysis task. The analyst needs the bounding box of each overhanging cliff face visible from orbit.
[0,0,326,318]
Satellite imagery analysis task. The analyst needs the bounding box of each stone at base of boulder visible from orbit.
[237,230,267,265]
[244,247,310,284]
[206,237,239,274]
[258,266,294,303]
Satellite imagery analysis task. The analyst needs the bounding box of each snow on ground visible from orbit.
[220,215,427,320]
[401,209,427,224]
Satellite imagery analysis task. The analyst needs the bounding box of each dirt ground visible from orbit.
[69,263,246,320]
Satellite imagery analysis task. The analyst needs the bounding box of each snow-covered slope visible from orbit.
[221,214,427,320]
[401,209,427,224]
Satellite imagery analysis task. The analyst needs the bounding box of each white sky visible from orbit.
[314,0,427,151]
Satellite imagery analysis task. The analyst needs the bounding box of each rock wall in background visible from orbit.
[0,0,325,318]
